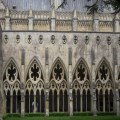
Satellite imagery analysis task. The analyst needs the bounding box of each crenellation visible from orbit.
[0,9,119,32]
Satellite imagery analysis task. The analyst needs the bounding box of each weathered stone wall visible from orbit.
[2,32,120,73]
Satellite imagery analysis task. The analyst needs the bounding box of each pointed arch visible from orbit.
[72,58,91,112]
[95,57,113,82]
[49,57,68,82]
[49,57,68,113]
[3,57,21,81]
[95,57,114,112]
[118,67,120,81]
[25,56,45,82]
[72,58,91,82]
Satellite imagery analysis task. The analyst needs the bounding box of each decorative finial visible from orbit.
[73,9,77,19]
[29,6,33,18]
[6,7,9,17]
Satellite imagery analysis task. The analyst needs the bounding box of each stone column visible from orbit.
[5,7,10,30]
[68,47,73,116]
[28,9,33,30]
[10,95,13,114]
[45,48,49,116]
[21,88,25,117]
[21,49,25,117]
[91,48,97,116]
[33,94,36,113]
[92,83,97,116]
[116,89,120,116]
[0,24,4,120]
[51,9,56,31]
[0,91,3,120]
[93,14,99,32]
[72,10,78,31]
[68,65,73,116]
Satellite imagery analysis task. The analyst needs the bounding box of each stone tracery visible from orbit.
[49,59,68,112]
[95,60,113,112]
[25,59,45,113]
[3,60,21,113]
[72,60,91,112]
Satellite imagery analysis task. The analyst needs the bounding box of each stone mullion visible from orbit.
[34,94,36,113]
[75,91,77,112]
[57,92,59,112]
[108,93,110,112]
[16,94,17,113]
[52,91,54,112]
[80,93,83,112]
[10,95,13,114]
[116,89,120,116]
[63,92,64,112]
[86,91,87,112]
[103,94,105,112]
[39,92,41,113]
[98,92,100,111]
[29,93,30,113]
[79,92,81,112]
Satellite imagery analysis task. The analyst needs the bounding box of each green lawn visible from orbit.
[4,116,120,120]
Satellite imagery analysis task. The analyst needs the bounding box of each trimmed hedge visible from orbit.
[3,112,116,119]
[73,112,92,116]
[49,112,69,116]
[97,112,116,116]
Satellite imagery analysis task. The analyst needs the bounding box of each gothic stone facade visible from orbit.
[0,8,120,118]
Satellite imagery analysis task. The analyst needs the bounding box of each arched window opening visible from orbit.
[72,60,91,112]
[6,90,10,113]
[36,90,40,112]
[54,90,57,112]
[59,90,63,112]
[49,90,53,112]
[41,90,45,113]
[3,60,20,114]
[87,90,91,111]
[82,90,86,112]
[73,90,76,112]
[25,59,45,113]
[105,90,109,112]
[77,90,80,112]
[49,59,67,113]
[95,60,113,113]
[25,90,29,113]
[30,90,34,113]
[13,90,16,113]
[64,90,68,112]
[110,90,113,112]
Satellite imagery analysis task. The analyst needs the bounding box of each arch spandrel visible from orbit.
[3,58,21,83]
[72,58,91,87]
[95,57,113,89]
[3,58,21,96]
[25,57,45,82]
[25,57,45,92]
[49,57,68,90]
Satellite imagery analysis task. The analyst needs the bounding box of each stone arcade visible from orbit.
[0,0,120,119]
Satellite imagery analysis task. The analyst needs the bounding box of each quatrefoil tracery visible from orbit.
[73,62,90,90]
[97,63,110,83]
[74,63,88,84]
[4,61,19,84]
[52,62,64,82]
[28,61,41,83]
